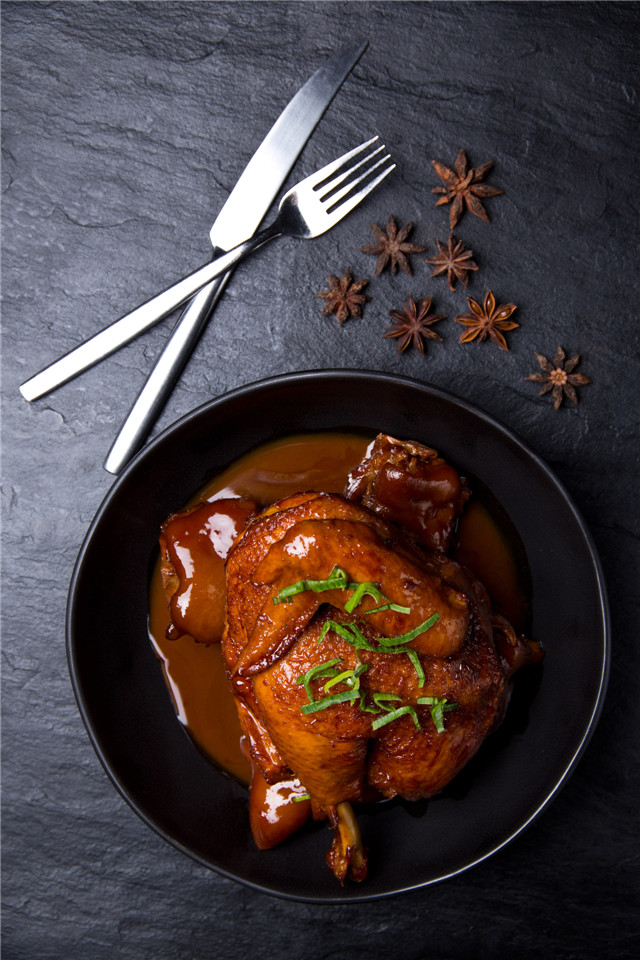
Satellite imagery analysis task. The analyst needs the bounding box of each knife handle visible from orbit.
[103,273,231,475]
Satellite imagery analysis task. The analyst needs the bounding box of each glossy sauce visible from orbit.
[148,432,530,785]
[455,497,530,632]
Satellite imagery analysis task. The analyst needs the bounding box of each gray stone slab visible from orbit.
[2,3,639,958]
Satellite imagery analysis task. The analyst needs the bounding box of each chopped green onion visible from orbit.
[316,616,434,685]
[324,661,369,694]
[273,565,348,604]
[324,668,356,692]
[285,580,443,723]
[376,613,441,648]
[358,694,380,714]
[343,621,378,651]
[317,619,379,652]
[275,566,413,618]
[363,601,412,615]
[344,581,412,615]
[295,657,342,703]
[372,704,422,731]
[405,648,425,687]
[292,792,311,803]
[344,581,384,613]
[417,696,457,733]
[301,689,360,714]
[372,692,402,710]
[348,662,369,693]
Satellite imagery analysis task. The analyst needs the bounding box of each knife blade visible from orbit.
[19,40,367,407]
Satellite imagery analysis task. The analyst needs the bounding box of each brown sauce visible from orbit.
[455,497,530,631]
[148,432,530,785]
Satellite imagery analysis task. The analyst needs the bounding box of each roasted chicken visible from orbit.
[159,434,542,883]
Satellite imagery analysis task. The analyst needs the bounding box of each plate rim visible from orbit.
[66,368,610,902]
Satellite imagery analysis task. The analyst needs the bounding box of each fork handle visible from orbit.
[19,223,281,402]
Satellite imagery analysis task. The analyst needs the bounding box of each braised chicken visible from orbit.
[159,497,257,644]
[159,435,542,884]
[345,434,470,553]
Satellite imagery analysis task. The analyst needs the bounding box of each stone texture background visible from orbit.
[2,2,639,957]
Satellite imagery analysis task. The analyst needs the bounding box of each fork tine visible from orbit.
[317,144,386,201]
[307,136,380,188]
[324,160,396,222]
[321,152,392,208]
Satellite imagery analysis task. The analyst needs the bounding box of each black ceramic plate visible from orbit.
[67,371,609,902]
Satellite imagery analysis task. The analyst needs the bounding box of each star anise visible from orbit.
[426,235,478,291]
[525,346,591,410]
[432,149,503,230]
[315,269,369,325]
[360,215,426,276]
[455,290,518,351]
[384,295,446,354]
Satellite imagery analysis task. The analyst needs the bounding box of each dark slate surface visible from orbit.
[2,2,639,957]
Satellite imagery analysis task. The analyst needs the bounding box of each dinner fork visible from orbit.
[107,136,393,335]
[194,135,394,274]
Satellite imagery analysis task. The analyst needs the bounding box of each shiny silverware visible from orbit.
[184,137,394,271]
[103,138,392,350]
[19,41,367,410]
[103,141,393,477]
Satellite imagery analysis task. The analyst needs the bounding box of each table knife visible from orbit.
[20,41,366,465]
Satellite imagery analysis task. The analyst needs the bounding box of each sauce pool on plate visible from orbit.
[148,432,530,785]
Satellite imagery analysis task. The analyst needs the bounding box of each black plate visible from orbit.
[67,371,609,902]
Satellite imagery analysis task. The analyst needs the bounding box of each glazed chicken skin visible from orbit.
[160,435,542,884]
[345,434,470,553]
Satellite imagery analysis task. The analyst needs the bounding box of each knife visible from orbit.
[19,42,367,432]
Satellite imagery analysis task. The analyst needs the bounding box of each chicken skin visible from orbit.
[345,434,470,553]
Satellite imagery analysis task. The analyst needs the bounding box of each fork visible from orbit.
[194,135,394,275]
[20,137,393,409]
[112,136,393,334]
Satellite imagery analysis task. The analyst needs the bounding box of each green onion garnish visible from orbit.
[281,566,446,727]
[273,567,411,616]
[417,696,457,733]
[273,565,349,604]
[317,614,439,686]
[376,612,441,647]
[372,704,422,731]
[317,619,379,652]
[372,692,403,710]
[362,601,412,615]
[295,657,342,703]
[322,661,368,694]
[292,792,311,803]
[358,695,380,714]
[323,668,355,692]
[343,581,407,614]
[301,688,360,714]
[296,660,368,705]
[405,648,425,687]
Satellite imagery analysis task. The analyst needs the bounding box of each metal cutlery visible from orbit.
[103,142,393,477]
[99,138,392,360]
[175,137,394,275]
[103,137,393,470]
[19,41,367,409]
